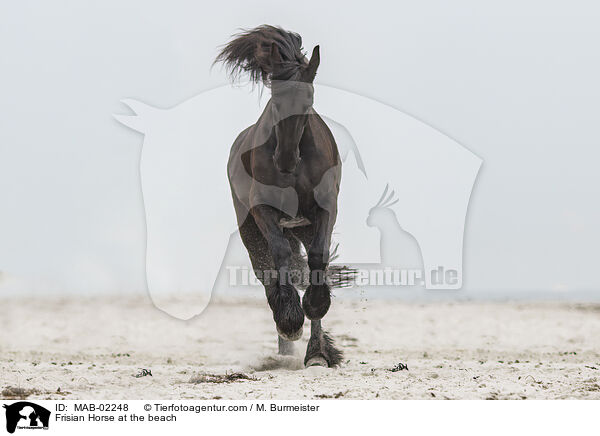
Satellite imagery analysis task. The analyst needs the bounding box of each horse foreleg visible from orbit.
[302,207,335,320]
[251,204,305,341]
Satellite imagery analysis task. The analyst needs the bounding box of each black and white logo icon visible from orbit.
[2,402,50,434]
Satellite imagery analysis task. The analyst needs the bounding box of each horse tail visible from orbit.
[325,243,357,290]
[214,25,306,86]
[291,240,356,290]
[326,264,356,289]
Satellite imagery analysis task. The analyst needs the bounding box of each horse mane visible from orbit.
[214,25,308,86]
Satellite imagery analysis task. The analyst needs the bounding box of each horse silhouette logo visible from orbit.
[114,84,482,320]
[2,402,50,433]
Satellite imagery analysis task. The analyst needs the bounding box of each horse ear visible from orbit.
[270,43,283,69]
[306,45,320,82]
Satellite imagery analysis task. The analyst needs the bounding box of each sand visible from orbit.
[1,293,600,400]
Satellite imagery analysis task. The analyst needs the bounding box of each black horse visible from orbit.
[216,25,345,367]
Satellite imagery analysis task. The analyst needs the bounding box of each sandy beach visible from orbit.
[2,293,600,400]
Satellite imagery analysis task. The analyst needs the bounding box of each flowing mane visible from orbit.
[214,25,308,86]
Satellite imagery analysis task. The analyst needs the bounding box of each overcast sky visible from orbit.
[1,1,599,296]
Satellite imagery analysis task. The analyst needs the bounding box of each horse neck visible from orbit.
[258,98,274,124]
[251,100,276,148]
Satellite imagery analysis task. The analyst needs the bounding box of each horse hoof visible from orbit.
[305,356,328,368]
[277,325,303,341]
[302,284,331,320]
[272,284,305,340]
